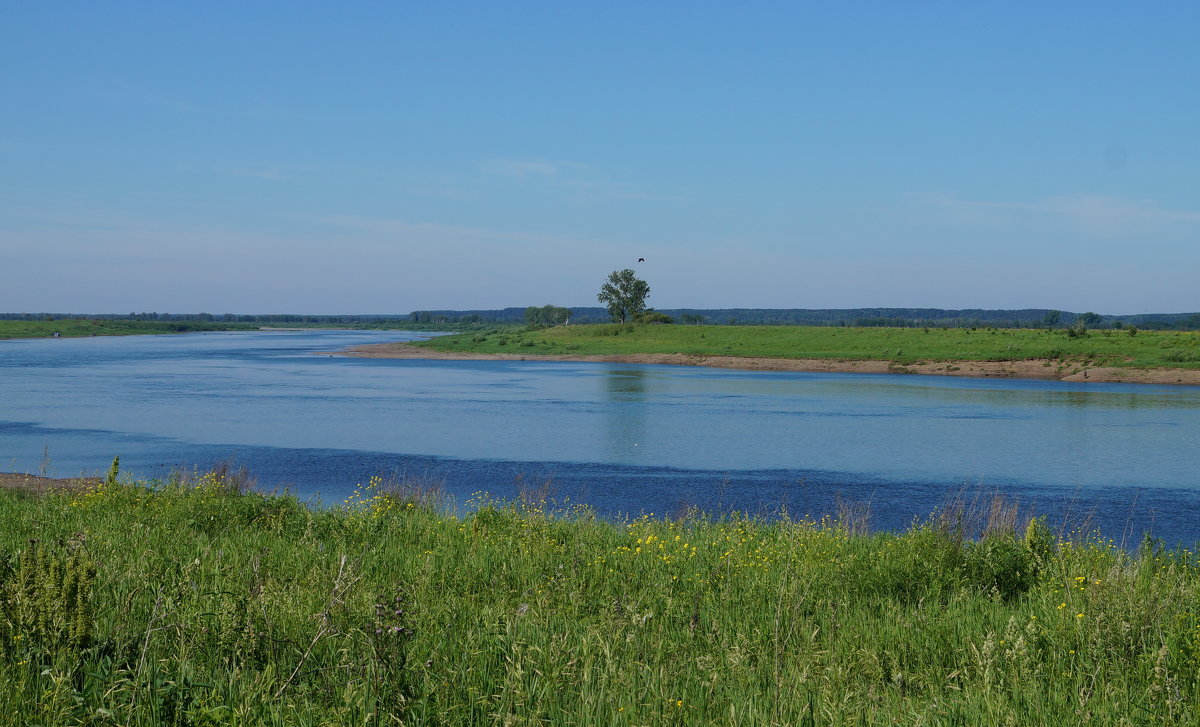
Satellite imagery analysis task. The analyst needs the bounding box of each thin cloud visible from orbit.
[149,95,286,119]
[479,159,567,179]
[94,79,286,119]
[315,214,583,247]
[556,178,689,203]
[475,158,686,203]
[925,193,1200,233]
[228,165,288,182]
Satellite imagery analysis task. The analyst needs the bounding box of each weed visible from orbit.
[0,536,96,660]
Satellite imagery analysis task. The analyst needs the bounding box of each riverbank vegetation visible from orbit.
[2,468,1198,724]
[0,320,260,339]
[417,323,1200,370]
[401,307,1200,329]
[0,319,501,340]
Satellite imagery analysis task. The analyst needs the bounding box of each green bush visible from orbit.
[963,536,1035,601]
[850,526,965,603]
[634,311,674,325]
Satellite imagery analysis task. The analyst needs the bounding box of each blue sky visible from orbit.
[2,2,1198,314]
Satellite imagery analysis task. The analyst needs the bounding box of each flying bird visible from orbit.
[637,258,645,262]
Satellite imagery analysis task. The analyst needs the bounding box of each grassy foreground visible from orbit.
[418,324,1200,370]
[2,469,1199,725]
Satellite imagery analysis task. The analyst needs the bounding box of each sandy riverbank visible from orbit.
[0,472,99,494]
[336,342,1200,385]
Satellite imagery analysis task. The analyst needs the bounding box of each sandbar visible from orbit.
[336,342,1200,385]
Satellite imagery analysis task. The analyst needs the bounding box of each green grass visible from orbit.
[418,323,1200,369]
[2,469,1198,724]
[0,320,259,339]
[0,319,512,340]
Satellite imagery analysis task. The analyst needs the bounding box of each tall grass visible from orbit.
[1,469,1197,725]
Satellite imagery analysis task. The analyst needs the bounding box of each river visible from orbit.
[2,329,1198,544]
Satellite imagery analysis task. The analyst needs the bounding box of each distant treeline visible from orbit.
[409,307,1200,330]
[0,313,409,324]
[5,308,1200,330]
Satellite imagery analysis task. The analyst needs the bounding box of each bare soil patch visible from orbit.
[337,342,1200,385]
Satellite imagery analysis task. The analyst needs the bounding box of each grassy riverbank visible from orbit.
[0,319,506,340]
[417,324,1200,370]
[2,469,1198,724]
[0,320,258,339]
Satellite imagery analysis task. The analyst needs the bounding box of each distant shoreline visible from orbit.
[337,341,1200,386]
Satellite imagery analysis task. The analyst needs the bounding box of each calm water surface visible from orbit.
[2,330,1198,543]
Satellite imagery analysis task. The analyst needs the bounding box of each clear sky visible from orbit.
[2,2,1198,315]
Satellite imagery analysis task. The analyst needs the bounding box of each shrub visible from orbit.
[963,536,1035,601]
[856,527,965,603]
[634,311,674,324]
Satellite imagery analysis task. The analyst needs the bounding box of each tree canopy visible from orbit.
[525,305,571,326]
[597,269,650,323]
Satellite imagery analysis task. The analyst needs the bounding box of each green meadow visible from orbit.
[2,468,1198,725]
[418,324,1200,370]
[0,319,501,340]
[0,320,256,339]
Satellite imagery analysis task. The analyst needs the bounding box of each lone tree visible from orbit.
[598,269,650,323]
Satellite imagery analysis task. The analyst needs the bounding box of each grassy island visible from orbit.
[416,324,1200,370]
[2,469,1198,724]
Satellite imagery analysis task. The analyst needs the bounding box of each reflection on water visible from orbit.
[603,368,648,460]
[818,378,1199,411]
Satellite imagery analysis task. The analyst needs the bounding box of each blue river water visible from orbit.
[2,329,1198,544]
